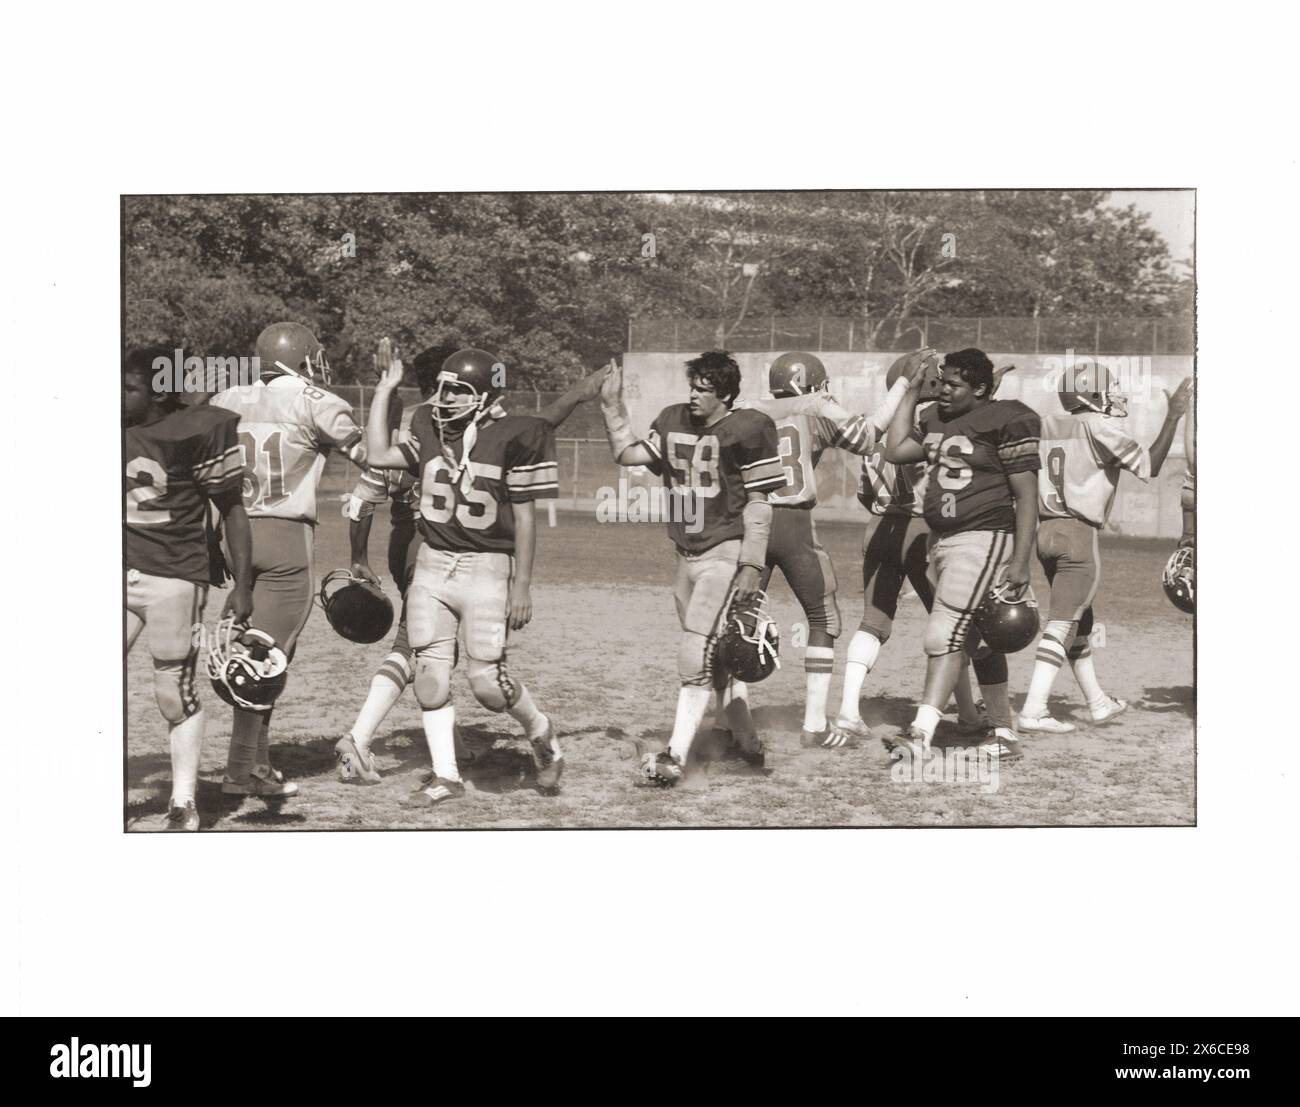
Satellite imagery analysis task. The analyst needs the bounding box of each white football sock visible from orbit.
[351,675,405,753]
[803,646,835,731]
[911,704,942,741]
[1022,620,1072,718]
[168,710,205,806]
[1069,643,1108,709]
[668,685,713,765]
[422,704,461,783]
[838,631,881,719]
[507,684,550,742]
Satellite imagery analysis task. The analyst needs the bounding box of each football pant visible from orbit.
[126,570,206,724]
[761,506,841,639]
[859,513,933,643]
[1035,517,1101,624]
[924,530,1012,658]
[244,517,315,660]
[674,539,740,687]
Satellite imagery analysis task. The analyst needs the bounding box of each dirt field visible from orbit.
[125,509,1195,830]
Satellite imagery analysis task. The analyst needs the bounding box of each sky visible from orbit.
[1106,189,1194,265]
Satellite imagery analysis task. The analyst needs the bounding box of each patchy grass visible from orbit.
[126,512,1194,830]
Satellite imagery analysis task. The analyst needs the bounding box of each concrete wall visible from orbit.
[622,350,1194,538]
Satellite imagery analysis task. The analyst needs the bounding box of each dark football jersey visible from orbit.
[397,406,558,554]
[911,400,1041,534]
[643,404,784,554]
[125,404,245,583]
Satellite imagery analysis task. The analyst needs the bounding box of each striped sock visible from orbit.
[1022,620,1073,718]
[351,656,412,753]
[803,646,835,731]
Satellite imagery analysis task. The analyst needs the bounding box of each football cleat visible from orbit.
[975,578,1040,654]
[221,765,298,798]
[1162,546,1194,614]
[403,777,466,807]
[715,590,781,684]
[203,617,289,712]
[804,721,860,750]
[978,728,1024,762]
[319,570,395,644]
[335,735,381,784]
[256,321,331,386]
[768,351,829,397]
[530,720,564,795]
[164,801,200,832]
[1017,712,1076,734]
[882,725,930,758]
[636,741,683,787]
[1089,697,1128,724]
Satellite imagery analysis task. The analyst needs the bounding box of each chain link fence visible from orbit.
[628,316,1194,356]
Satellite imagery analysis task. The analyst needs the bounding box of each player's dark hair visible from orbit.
[943,347,995,398]
[124,345,182,405]
[412,345,454,398]
[685,350,742,406]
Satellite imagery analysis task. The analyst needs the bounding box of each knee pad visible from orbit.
[678,631,712,687]
[412,650,452,710]
[467,657,519,712]
[154,658,201,725]
[972,650,1008,687]
[923,605,967,658]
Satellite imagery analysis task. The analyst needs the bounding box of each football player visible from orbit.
[740,350,916,748]
[335,345,610,784]
[125,346,253,831]
[210,322,366,798]
[364,346,562,805]
[831,350,994,745]
[882,348,1042,759]
[600,352,785,786]
[1017,369,1192,732]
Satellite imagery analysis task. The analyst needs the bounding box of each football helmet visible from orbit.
[975,578,1040,654]
[202,617,288,712]
[1162,545,1195,614]
[256,322,330,386]
[432,347,504,429]
[768,352,828,397]
[319,569,395,644]
[886,348,942,401]
[715,590,781,683]
[1059,360,1127,417]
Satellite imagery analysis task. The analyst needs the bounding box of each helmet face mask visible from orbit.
[1060,364,1126,417]
[431,348,503,431]
[202,617,288,712]
[1162,546,1195,614]
[431,374,488,429]
[715,590,781,684]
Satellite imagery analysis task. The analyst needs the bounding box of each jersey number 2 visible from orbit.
[126,457,169,524]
